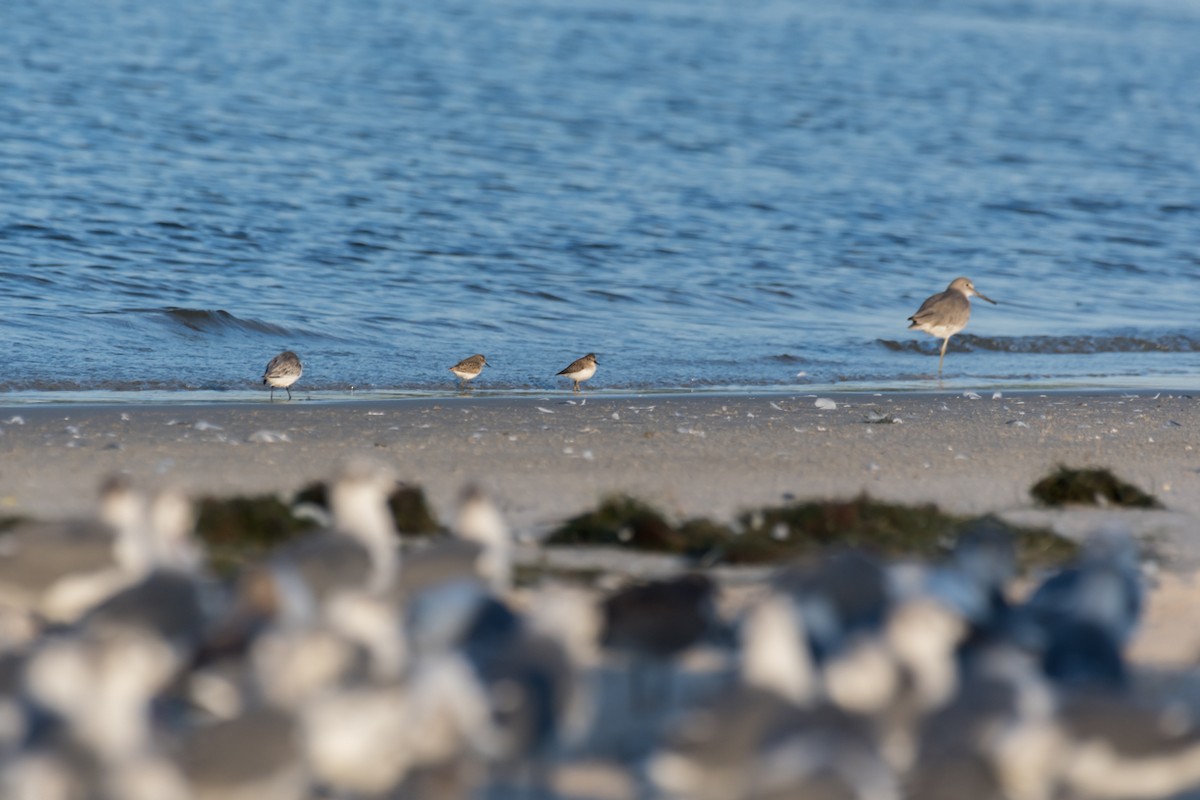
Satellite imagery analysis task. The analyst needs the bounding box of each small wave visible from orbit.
[77,307,357,344]
[981,201,1059,219]
[585,288,637,303]
[515,289,567,303]
[880,333,1200,355]
[158,308,296,336]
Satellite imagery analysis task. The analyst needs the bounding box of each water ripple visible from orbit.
[0,0,1197,393]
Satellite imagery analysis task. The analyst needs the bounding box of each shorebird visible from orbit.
[175,706,307,800]
[774,549,890,662]
[650,688,894,800]
[600,573,718,709]
[463,615,577,783]
[601,574,717,663]
[908,642,1061,800]
[454,484,512,594]
[0,476,194,628]
[1056,689,1200,799]
[738,593,818,705]
[650,595,893,800]
[907,277,996,375]
[13,627,190,800]
[388,484,512,616]
[83,570,210,660]
[1018,526,1142,689]
[24,629,181,765]
[945,520,1018,624]
[300,677,416,796]
[241,460,400,632]
[262,350,303,401]
[448,354,489,386]
[1024,527,1142,648]
[556,353,597,393]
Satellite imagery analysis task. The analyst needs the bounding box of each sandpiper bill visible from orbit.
[556,353,598,393]
[262,350,303,400]
[907,277,996,375]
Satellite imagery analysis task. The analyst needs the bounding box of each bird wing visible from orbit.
[908,291,967,326]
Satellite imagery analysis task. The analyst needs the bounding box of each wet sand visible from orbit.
[1,389,1198,664]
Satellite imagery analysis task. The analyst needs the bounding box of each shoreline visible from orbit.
[1,390,1195,542]
[0,381,1195,407]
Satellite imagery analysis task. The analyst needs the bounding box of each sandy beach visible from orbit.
[1,391,1195,541]
[2,390,1198,665]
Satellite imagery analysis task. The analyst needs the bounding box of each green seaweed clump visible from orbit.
[1010,522,1080,570]
[0,515,28,534]
[728,499,1075,568]
[545,494,1076,571]
[546,495,695,553]
[195,495,319,575]
[726,496,959,564]
[387,486,441,536]
[1030,466,1162,509]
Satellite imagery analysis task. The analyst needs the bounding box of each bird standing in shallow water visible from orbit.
[262,351,303,401]
[556,353,597,393]
[448,354,488,387]
[907,277,996,376]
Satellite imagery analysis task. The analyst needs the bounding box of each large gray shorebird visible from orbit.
[907,277,996,375]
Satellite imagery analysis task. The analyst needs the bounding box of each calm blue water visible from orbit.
[2,0,1199,400]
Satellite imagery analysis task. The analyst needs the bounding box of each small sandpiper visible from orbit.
[263,350,303,400]
[556,353,597,393]
[907,277,996,375]
[448,354,489,385]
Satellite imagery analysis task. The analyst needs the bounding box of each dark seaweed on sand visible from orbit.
[195,495,319,575]
[386,486,441,535]
[726,497,1076,568]
[1030,466,1162,509]
[196,482,443,575]
[0,516,27,533]
[546,496,687,552]
[546,494,1076,569]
